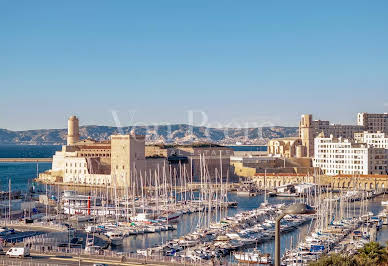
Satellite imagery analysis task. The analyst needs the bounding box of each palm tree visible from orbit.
[356,242,387,266]
[309,253,356,266]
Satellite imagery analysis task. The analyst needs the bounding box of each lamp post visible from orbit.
[275,203,315,266]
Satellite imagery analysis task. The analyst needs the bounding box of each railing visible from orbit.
[22,232,231,265]
[0,259,61,266]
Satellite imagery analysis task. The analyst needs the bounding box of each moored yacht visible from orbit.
[106,231,124,246]
[234,251,272,264]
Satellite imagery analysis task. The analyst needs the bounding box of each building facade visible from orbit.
[42,116,233,186]
[267,137,304,158]
[46,116,146,187]
[299,114,364,158]
[354,131,388,149]
[313,135,388,176]
[358,112,388,132]
[111,134,146,187]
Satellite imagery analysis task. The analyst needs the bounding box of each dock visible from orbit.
[0,158,53,162]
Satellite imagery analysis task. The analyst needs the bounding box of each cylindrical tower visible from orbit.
[67,115,80,145]
[296,145,305,158]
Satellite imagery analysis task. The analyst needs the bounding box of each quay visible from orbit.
[0,158,52,162]
[0,251,193,265]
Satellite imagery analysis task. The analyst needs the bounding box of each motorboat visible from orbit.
[106,231,123,246]
[234,251,272,264]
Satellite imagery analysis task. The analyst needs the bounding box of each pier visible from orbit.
[0,158,53,162]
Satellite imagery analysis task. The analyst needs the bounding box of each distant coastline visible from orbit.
[0,125,298,145]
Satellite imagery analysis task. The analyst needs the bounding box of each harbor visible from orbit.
[1,109,388,265]
[2,160,388,265]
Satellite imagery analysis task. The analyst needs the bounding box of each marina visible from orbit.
[1,137,388,265]
[2,1,388,264]
[2,160,388,265]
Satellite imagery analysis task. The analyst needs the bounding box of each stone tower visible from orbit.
[299,114,314,157]
[111,134,145,187]
[67,116,80,145]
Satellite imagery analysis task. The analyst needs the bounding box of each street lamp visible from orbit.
[275,203,315,266]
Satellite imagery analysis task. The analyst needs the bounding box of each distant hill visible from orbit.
[0,125,298,145]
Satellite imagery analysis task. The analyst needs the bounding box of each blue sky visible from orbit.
[1,0,387,130]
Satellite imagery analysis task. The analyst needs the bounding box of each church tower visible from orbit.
[299,114,314,157]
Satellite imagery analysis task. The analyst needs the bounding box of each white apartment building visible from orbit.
[313,135,388,176]
[355,131,388,149]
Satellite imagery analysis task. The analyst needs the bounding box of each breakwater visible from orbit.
[0,158,52,162]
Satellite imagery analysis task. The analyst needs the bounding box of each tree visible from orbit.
[309,253,357,266]
[356,242,387,266]
[309,242,388,266]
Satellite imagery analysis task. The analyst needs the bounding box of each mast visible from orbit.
[155,167,159,217]
[264,169,267,204]
[163,161,167,212]
[114,176,118,223]
[190,157,193,202]
[125,172,129,222]
[219,151,223,220]
[215,168,218,223]
[8,178,11,222]
[131,171,136,218]
[140,171,145,215]
[45,182,48,219]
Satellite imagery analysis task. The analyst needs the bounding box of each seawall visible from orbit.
[0,158,53,162]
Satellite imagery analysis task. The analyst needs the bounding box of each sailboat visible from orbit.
[260,169,269,207]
